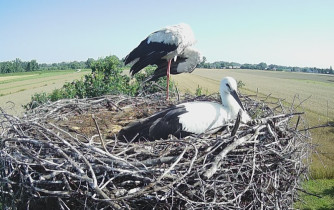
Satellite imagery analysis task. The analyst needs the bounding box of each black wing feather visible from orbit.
[149,105,192,140]
[144,57,187,82]
[118,105,191,141]
[124,37,178,75]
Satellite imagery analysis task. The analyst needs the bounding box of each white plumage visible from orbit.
[178,101,228,134]
[118,77,251,141]
[178,76,251,134]
[124,23,200,99]
[146,23,196,61]
[175,47,202,73]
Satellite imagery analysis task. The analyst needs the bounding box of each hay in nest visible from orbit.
[0,93,311,209]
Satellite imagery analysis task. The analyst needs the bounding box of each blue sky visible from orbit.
[0,0,333,68]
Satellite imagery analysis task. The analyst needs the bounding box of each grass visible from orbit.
[295,179,334,209]
[0,69,90,116]
[0,69,90,93]
[0,69,91,84]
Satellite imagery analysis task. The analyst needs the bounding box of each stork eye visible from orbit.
[226,84,231,89]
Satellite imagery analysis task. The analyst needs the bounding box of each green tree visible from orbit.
[91,55,122,77]
[14,58,24,72]
[199,56,207,67]
[86,58,94,68]
[70,61,80,69]
[27,60,39,71]
[256,62,267,70]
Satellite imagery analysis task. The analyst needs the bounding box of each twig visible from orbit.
[203,125,265,179]
[92,114,108,153]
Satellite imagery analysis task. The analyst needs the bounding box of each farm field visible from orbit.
[173,68,334,120]
[0,70,90,116]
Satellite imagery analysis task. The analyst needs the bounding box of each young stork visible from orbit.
[118,77,251,141]
[124,23,198,99]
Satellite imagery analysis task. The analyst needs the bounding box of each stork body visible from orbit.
[144,47,201,82]
[118,77,251,141]
[124,23,199,99]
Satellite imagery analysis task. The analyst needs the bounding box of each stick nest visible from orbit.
[0,93,311,209]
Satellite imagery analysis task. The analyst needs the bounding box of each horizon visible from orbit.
[1,0,333,69]
[2,56,333,70]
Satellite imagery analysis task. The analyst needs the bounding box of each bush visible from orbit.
[24,92,49,109]
[195,85,208,96]
[237,80,245,89]
[24,56,175,110]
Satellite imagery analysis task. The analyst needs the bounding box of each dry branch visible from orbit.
[0,93,311,209]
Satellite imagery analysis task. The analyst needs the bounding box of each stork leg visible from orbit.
[166,59,172,100]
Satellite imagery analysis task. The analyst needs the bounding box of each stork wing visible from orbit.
[145,47,201,82]
[117,105,187,141]
[144,57,187,82]
[124,36,178,76]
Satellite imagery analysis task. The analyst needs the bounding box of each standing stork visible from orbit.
[118,77,251,141]
[124,23,199,99]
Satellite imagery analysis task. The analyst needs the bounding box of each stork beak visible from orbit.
[230,90,245,110]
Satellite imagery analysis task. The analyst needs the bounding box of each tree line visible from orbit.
[1,57,333,75]
[197,56,334,74]
[0,58,96,74]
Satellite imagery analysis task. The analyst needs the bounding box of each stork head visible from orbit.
[182,47,202,63]
[220,77,245,110]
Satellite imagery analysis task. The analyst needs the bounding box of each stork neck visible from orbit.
[221,92,241,117]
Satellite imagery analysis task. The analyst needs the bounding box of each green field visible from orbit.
[0,69,90,116]
[294,179,334,209]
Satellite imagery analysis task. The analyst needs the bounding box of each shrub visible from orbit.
[24,92,49,109]
[195,85,208,96]
[237,80,245,89]
[24,56,175,110]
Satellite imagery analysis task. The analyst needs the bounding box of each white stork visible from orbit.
[118,77,251,141]
[124,23,199,99]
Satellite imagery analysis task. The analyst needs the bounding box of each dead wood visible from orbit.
[0,92,311,209]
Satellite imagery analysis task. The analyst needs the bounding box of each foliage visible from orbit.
[197,60,241,69]
[197,59,334,74]
[237,80,245,89]
[23,92,49,109]
[0,58,39,74]
[38,60,88,71]
[195,85,208,96]
[24,56,174,110]
[90,55,123,77]
[0,58,98,74]
[2,56,333,75]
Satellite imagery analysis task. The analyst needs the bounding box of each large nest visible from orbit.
[0,93,311,209]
